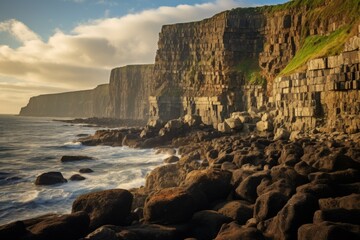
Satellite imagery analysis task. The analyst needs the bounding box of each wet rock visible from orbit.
[214,200,253,224]
[79,168,94,173]
[190,210,232,240]
[182,169,232,202]
[35,172,67,185]
[183,114,202,127]
[164,155,179,163]
[122,134,140,147]
[143,187,202,224]
[61,155,94,162]
[298,222,360,240]
[28,211,89,240]
[254,191,289,221]
[70,174,86,181]
[215,222,265,240]
[72,189,133,230]
[155,148,176,155]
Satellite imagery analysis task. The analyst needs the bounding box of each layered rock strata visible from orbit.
[273,31,360,133]
[150,9,267,126]
[19,84,110,118]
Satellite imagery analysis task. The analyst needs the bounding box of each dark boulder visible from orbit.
[70,174,86,181]
[313,209,360,225]
[164,155,180,163]
[0,221,27,240]
[35,172,67,185]
[182,169,232,202]
[190,210,232,240]
[319,194,360,210]
[214,200,253,225]
[235,171,270,203]
[254,191,289,221]
[72,189,133,230]
[298,222,360,240]
[264,193,319,240]
[143,187,205,224]
[28,211,89,240]
[79,168,94,173]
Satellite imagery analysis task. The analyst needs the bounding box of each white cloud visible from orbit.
[0,0,247,113]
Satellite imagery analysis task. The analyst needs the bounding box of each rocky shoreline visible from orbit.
[1,113,360,240]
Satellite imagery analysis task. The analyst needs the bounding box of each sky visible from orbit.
[0,0,287,114]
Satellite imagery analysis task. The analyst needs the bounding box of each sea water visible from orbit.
[0,115,167,225]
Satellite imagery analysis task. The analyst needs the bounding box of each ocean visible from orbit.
[0,115,167,225]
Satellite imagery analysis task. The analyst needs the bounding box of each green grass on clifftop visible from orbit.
[280,26,351,75]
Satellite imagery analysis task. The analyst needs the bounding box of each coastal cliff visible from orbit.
[19,84,110,118]
[109,64,154,120]
[149,0,360,133]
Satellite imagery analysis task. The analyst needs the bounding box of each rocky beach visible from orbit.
[1,111,360,240]
[4,0,360,239]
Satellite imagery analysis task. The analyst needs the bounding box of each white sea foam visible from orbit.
[0,115,168,225]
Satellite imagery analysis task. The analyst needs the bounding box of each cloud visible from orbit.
[0,0,248,113]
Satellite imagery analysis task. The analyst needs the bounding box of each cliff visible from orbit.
[149,0,360,131]
[109,64,154,120]
[19,84,110,118]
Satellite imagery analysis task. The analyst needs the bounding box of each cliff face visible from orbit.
[20,84,110,118]
[109,64,154,120]
[150,0,360,131]
[151,9,267,125]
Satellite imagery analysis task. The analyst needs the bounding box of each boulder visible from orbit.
[254,191,289,221]
[164,155,180,163]
[35,172,67,185]
[79,168,94,173]
[273,128,290,141]
[265,193,318,240]
[298,222,360,240]
[116,224,189,240]
[60,155,94,162]
[0,221,27,240]
[84,226,118,240]
[182,169,232,202]
[28,211,89,240]
[215,222,265,240]
[145,164,186,191]
[319,194,360,210]
[289,131,301,141]
[308,169,360,184]
[313,209,360,225]
[143,187,203,224]
[122,134,140,147]
[70,174,86,181]
[235,171,270,203]
[183,114,202,127]
[72,189,133,230]
[147,118,163,129]
[218,122,231,133]
[224,118,243,130]
[256,121,273,132]
[190,210,232,240]
[214,200,253,224]
[165,119,184,130]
